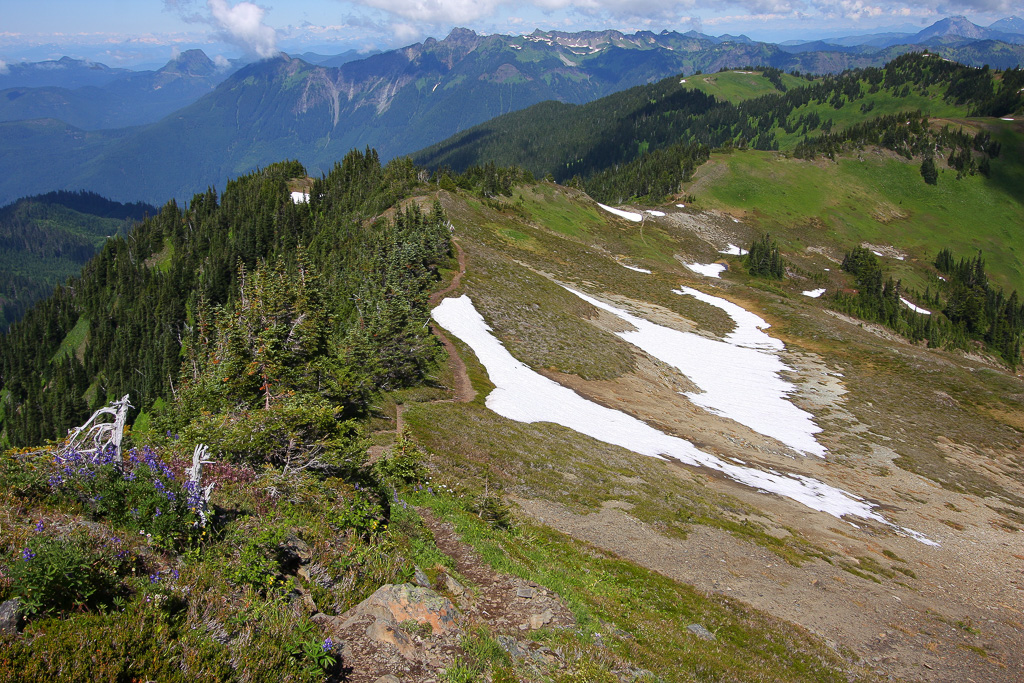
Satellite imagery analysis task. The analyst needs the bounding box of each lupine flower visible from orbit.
[34,520,44,532]
[323,637,334,652]
[149,572,160,583]
[21,548,35,561]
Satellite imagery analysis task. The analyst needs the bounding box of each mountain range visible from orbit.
[0,18,1022,207]
[0,50,237,130]
[783,14,1024,51]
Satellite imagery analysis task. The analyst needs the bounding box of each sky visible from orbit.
[0,0,1019,67]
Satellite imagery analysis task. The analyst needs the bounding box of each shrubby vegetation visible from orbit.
[0,146,457,675]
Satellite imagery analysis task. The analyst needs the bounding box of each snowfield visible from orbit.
[597,203,642,222]
[563,285,824,456]
[432,295,935,544]
[900,297,931,315]
[290,191,309,204]
[802,288,826,298]
[619,263,652,274]
[719,244,747,256]
[646,210,666,217]
[684,263,727,278]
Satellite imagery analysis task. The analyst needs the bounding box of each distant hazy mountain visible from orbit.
[989,16,1024,34]
[786,15,1024,50]
[0,57,131,90]
[291,49,383,67]
[0,50,235,129]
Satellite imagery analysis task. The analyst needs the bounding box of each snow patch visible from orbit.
[802,289,826,298]
[646,210,666,217]
[676,203,686,208]
[567,285,818,453]
[619,263,652,274]
[720,243,747,256]
[597,203,642,222]
[684,263,727,278]
[431,295,935,544]
[290,191,309,204]
[1001,117,1015,121]
[900,297,931,315]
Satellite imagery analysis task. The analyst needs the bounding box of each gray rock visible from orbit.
[443,573,465,597]
[281,534,313,563]
[367,620,419,661]
[374,676,401,683]
[516,587,535,599]
[528,608,554,630]
[686,623,716,641]
[413,565,431,588]
[340,583,461,634]
[0,598,21,635]
[496,634,525,661]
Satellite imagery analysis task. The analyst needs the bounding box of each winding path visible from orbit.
[429,241,476,404]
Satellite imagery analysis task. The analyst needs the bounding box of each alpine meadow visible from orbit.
[1,10,1024,683]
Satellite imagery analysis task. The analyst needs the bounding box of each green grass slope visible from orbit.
[686,119,1024,291]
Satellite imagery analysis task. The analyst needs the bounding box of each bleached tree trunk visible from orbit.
[60,394,133,464]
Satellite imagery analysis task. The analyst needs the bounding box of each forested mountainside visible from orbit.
[414,52,1024,202]
[0,191,156,331]
[0,152,450,447]
[2,29,1024,207]
[416,52,1024,370]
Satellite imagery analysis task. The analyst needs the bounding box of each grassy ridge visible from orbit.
[686,135,1024,291]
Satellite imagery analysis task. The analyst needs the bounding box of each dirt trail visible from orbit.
[429,240,476,404]
[417,507,575,634]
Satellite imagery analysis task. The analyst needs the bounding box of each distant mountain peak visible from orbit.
[444,27,480,43]
[913,15,987,41]
[989,16,1024,34]
[161,49,216,76]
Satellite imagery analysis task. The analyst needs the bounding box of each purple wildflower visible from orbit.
[34,520,44,533]
[323,637,334,652]
[21,548,35,561]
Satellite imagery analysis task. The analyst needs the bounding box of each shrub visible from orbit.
[4,532,134,617]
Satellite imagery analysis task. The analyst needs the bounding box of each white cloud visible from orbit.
[213,53,232,68]
[0,60,8,75]
[208,0,278,57]
[164,0,278,58]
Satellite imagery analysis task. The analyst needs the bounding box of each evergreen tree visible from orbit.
[920,156,938,185]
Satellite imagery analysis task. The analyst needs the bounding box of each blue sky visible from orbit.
[0,0,1018,67]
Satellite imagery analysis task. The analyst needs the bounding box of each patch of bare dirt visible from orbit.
[515,496,1023,683]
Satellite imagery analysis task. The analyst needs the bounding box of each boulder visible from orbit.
[345,583,461,634]
[0,599,21,635]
